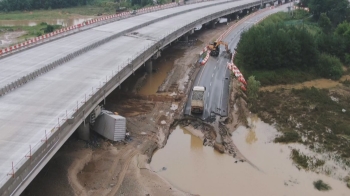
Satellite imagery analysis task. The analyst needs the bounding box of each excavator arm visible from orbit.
[208,41,231,57]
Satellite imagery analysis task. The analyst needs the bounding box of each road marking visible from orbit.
[210,82,212,86]
[206,104,207,108]
[212,73,214,77]
[207,92,209,97]
[214,66,216,70]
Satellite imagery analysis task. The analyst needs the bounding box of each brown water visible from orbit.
[261,75,350,92]
[0,18,92,27]
[138,50,183,95]
[151,124,349,196]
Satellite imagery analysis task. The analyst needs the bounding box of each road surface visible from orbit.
[184,4,290,120]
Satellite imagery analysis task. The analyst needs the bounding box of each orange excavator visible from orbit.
[208,41,231,58]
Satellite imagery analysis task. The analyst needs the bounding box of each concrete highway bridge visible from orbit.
[0,0,280,195]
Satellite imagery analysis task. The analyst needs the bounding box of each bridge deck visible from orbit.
[0,0,224,89]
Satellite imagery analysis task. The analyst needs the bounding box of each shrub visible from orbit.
[313,180,332,191]
[317,53,343,80]
[275,131,300,143]
[291,149,309,169]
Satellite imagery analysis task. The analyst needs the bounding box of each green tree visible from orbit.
[317,53,343,80]
[318,13,332,34]
[309,0,350,25]
[247,76,261,103]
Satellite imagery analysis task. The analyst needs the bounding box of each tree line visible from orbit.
[0,0,96,11]
[0,0,172,12]
[235,0,350,85]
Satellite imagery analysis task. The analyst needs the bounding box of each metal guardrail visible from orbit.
[0,0,275,195]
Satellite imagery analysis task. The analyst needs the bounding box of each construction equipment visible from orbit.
[191,86,206,114]
[208,41,231,57]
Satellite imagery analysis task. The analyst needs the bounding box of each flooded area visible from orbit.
[0,18,92,27]
[261,75,350,92]
[151,123,349,196]
[138,53,179,95]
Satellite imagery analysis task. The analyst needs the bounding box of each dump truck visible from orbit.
[191,86,205,114]
[208,41,231,58]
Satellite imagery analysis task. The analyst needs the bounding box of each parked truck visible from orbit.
[191,86,205,114]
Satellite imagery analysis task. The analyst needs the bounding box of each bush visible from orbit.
[317,53,343,80]
[313,180,332,191]
[275,130,300,143]
[291,149,309,169]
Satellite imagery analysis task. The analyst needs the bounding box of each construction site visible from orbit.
[19,4,350,196]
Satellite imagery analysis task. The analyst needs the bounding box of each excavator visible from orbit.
[208,41,232,58]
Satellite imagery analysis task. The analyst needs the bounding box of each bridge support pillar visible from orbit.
[146,60,153,74]
[153,50,161,59]
[183,35,189,42]
[77,123,90,141]
[210,21,216,29]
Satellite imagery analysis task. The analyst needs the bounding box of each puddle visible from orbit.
[0,18,92,27]
[151,125,349,196]
[260,75,350,92]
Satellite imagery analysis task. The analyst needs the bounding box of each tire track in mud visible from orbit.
[108,149,138,196]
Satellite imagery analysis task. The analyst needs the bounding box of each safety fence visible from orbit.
[0,0,275,195]
[0,1,191,57]
[0,0,221,58]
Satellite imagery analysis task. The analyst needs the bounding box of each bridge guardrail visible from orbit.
[0,0,275,195]
[0,0,218,58]
[0,0,236,97]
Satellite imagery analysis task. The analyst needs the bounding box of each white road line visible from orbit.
[207,92,209,97]
[206,104,207,108]
[210,82,212,86]
[214,66,216,70]
[212,73,214,77]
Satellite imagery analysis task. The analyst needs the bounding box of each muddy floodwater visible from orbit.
[0,18,92,27]
[138,58,174,95]
[151,123,349,196]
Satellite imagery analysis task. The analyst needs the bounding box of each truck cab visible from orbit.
[191,86,205,114]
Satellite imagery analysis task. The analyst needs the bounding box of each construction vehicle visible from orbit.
[191,86,206,114]
[208,41,231,57]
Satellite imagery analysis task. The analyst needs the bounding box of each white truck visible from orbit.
[191,86,205,114]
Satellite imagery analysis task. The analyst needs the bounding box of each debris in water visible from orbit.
[161,120,166,125]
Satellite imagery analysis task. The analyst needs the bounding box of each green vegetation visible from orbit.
[274,130,300,143]
[251,87,350,161]
[0,22,61,39]
[246,76,260,104]
[308,0,350,26]
[291,149,309,169]
[313,180,332,191]
[235,5,350,86]
[0,0,171,13]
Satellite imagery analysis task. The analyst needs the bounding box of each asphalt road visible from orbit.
[184,4,290,121]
